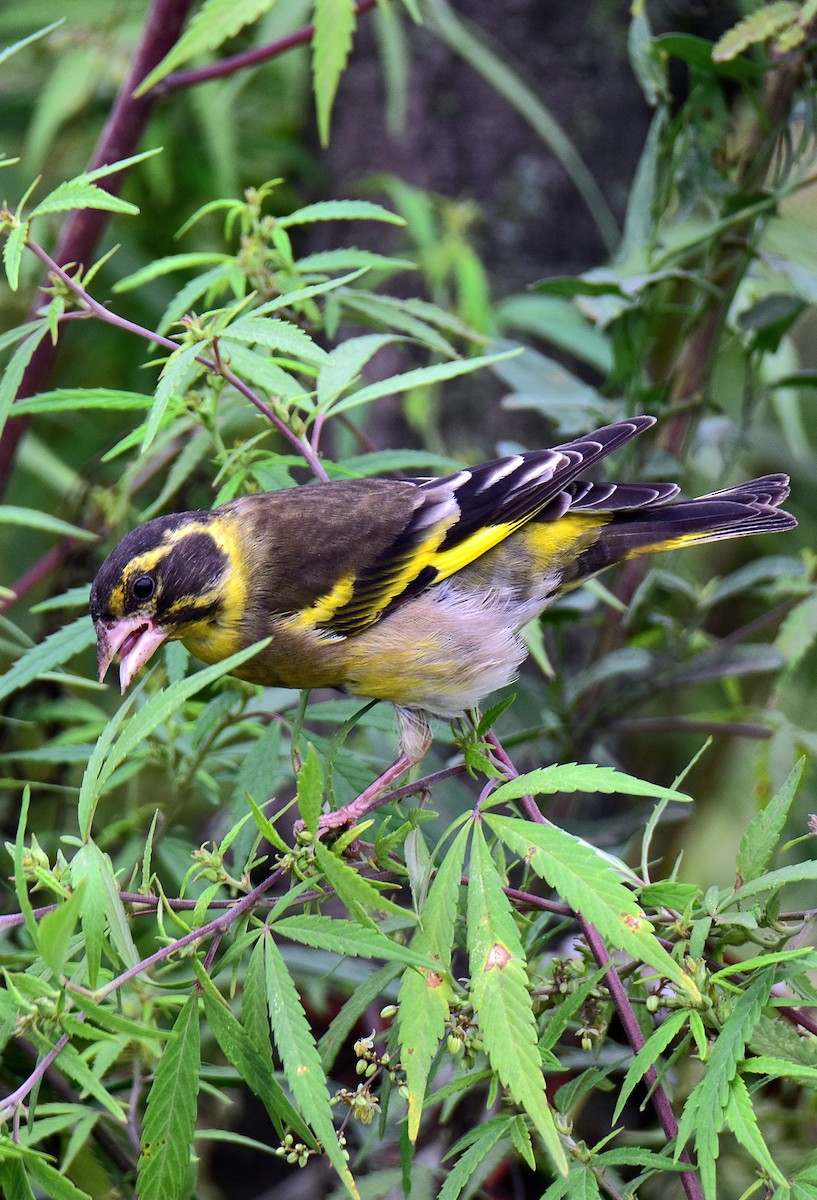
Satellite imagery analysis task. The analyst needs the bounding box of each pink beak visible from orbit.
[95,615,169,693]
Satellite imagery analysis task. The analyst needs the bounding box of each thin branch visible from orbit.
[155,0,379,94]
[28,241,328,481]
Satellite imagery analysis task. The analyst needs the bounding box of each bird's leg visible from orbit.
[314,707,431,836]
[315,753,414,833]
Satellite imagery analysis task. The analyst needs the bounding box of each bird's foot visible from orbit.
[314,754,413,836]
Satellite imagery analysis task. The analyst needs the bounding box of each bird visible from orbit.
[91,416,796,766]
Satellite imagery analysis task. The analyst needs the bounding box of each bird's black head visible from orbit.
[91,511,233,691]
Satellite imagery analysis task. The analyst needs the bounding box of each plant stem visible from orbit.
[28,241,328,481]
[155,0,379,94]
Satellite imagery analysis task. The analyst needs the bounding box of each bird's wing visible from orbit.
[319,417,655,636]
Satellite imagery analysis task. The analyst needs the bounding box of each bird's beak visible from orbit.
[95,615,169,693]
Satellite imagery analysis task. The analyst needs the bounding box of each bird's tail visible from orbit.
[569,475,797,580]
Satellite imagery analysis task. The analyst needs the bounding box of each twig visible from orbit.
[28,241,328,481]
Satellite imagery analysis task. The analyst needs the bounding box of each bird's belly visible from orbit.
[340,584,531,716]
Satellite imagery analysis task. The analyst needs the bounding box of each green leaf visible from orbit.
[468,822,567,1177]
[223,315,329,365]
[0,506,95,541]
[675,969,775,1198]
[72,840,139,986]
[736,759,805,886]
[776,591,817,669]
[398,825,468,1141]
[273,913,430,969]
[295,743,323,834]
[277,199,405,227]
[712,3,797,62]
[199,979,309,1142]
[138,993,201,1200]
[724,1073,786,1186]
[639,881,700,910]
[487,762,691,808]
[486,815,699,1002]
[262,933,358,1197]
[439,1117,515,1200]
[0,615,96,705]
[317,334,399,408]
[324,348,520,416]
[612,1009,689,1123]
[78,639,269,836]
[38,884,84,979]
[313,0,357,145]
[142,341,202,452]
[136,0,279,94]
[2,220,29,291]
[2,1143,92,1200]
[12,388,153,415]
[0,20,63,67]
[726,860,817,906]
[0,321,51,440]
[314,840,407,923]
[29,181,138,219]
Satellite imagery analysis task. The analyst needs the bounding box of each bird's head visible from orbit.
[90,511,244,692]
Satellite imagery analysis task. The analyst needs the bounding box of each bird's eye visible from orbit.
[131,575,155,602]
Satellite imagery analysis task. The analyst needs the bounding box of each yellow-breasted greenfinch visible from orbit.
[90,416,796,759]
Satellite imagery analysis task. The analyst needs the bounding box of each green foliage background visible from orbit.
[1,2,817,1199]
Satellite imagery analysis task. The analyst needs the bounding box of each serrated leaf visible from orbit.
[72,840,138,986]
[317,334,399,408]
[2,220,29,291]
[313,0,357,145]
[675,969,775,1198]
[727,860,817,905]
[724,1073,786,1185]
[314,840,407,923]
[439,1117,515,1200]
[486,815,698,1001]
[468,823,567,1176]
[612,1009,689,1123]
[199,981,309,1141]
[0,615,96,705]
[736,758,805,885]
[712,2,797,61]
[776,591,817,669]
[277,199,405,227]
[273,913,430,969]
[138,993,201,1200]
[29,181,138,219]
[13,387,152,415]
[3,1143,91,1200]
[742,1056,817,1085]
[137,0,278,94]
[487,762,691,808]
[398,825,468,1141]
[223,315,329,365]
[0,321,50,440]
[262,932,358,1197]
[142,341,202,451]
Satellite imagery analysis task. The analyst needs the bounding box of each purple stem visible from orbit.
[29,241,328,481]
